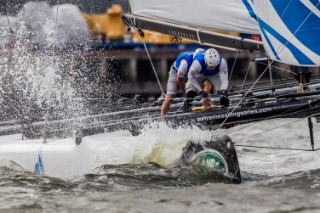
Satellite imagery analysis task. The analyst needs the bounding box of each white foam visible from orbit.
[0,118,318,178]
[0,123,218,178]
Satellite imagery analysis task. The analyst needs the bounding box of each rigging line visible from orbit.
[220,100,320,137]
[170,37,182,44]
[234,79,320,93]
[234,118,305,143]
[196,29,202,45]
[20,101,320,134]
[268,57,274,88]
[139,32,165,96]
[54,4,67,66]
[224,107,320,140]
[2,0,15,89]
[239,58,254,93]
[3,1,13,34]
[234,110,320,144]
[233,69,316,89]
[216,104,320,139]
[225,51,241,117]
[228,49,239,82]
[218,61,272,129]
[55,0,60,27]
[53,0,60,49]
[234,144,320,152]
[256,61,297,75]
[281,0,294,19]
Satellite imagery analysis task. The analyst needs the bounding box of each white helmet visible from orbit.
[193,48,205,59]
[204,48,220,68]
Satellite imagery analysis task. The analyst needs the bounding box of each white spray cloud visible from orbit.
[0,1,91,47]
[52,4,91,46]
[16,1,57,46]
[0,2,94,120]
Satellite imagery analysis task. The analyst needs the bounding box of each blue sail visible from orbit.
[251,0,320,66]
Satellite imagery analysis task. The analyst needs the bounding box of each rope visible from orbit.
[268,57,273,88]
[228,49,239,82]
[222,103,320,138]
[230,110,320,151]
[224,54,243,118]
[256,61,296,75]
[139,29,165,96]
[218,63,271,129]
[3,1,13,34]
[196,29,202,45]
[55,1,60,28]
[239,59,253,93]
[234,118,306,143]
[170,37,182,44]
[53,0,60,48]
[234,144,320,151]
[3,0,14,82]
[240,37,245,50]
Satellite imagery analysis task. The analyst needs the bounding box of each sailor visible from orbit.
[161,48,205,115]
[184,48,229,111]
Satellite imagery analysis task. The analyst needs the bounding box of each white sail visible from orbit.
[251,0,320,66]
[129,0,260,34]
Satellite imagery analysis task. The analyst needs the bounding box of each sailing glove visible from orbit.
[199,90,209,98]
[183,91,197,112]
[218,89,227,96]
[220,96,230,107]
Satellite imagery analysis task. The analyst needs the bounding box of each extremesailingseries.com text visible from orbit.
[196,108,273,122]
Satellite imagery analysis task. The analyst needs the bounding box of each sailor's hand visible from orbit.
[199,90,209,98]
[218,89,227,96]
[220,96,230,107]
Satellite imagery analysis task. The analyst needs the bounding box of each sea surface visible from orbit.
[1,118,320,213]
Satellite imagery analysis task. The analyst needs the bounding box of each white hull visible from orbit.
[0,134,82,178]
[0,128,190,178]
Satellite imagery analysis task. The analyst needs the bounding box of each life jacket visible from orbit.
[175,51,194,70]
[194,51,221,76]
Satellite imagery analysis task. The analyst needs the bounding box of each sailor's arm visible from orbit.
[219,59,229,91]
[187,61,202,91]
[176,59,188,92]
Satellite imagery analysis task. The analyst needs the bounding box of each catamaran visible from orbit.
[1,0,320,183]
[120,0,320,164]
